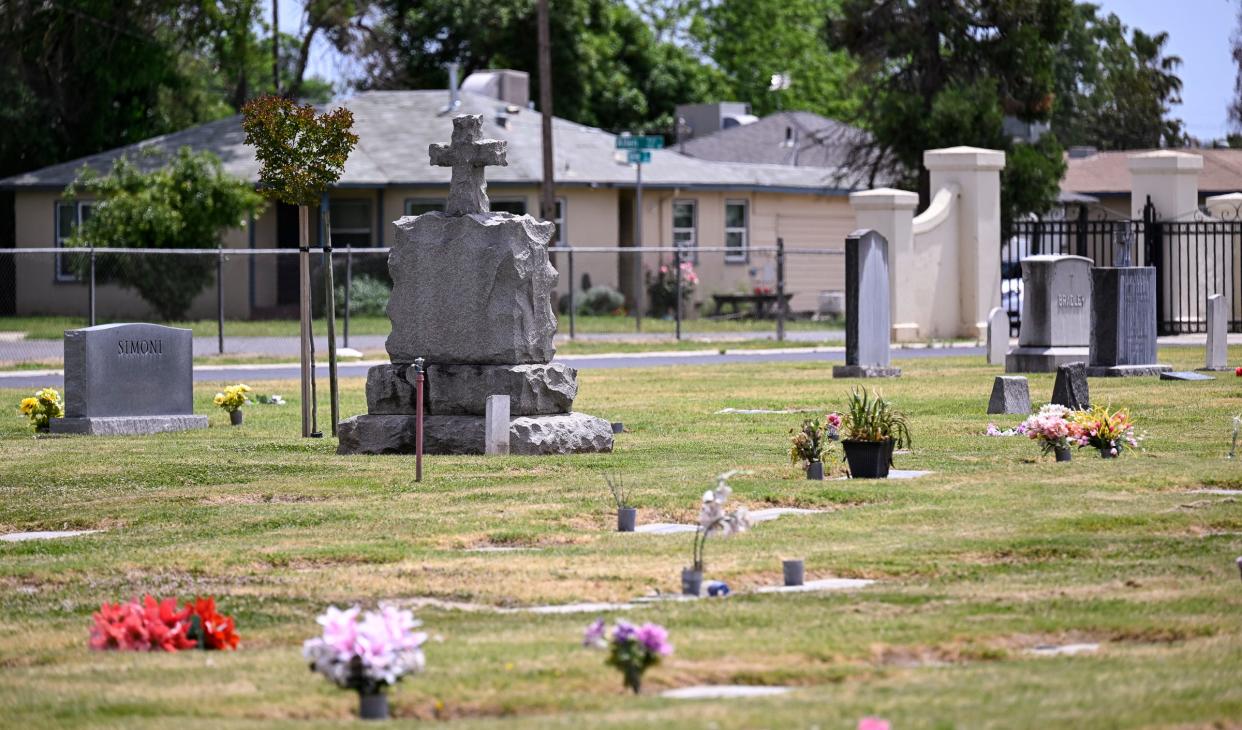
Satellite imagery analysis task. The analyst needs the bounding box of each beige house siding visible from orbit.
[11,184,851,320]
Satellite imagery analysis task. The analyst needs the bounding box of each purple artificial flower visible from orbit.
[635,623,673,656]
[583,618,607,648]
[611,619,637,644]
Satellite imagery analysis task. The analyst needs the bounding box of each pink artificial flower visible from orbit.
[826,413,842,429]
[317,605,361,658]
[858,718,891,730]
[635,623,673,656]
[583,618,607,648]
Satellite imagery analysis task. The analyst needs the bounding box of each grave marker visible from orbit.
[987,376,1031,415]
[484,394,510,455]
[833,229,900,378]
[1006,255,1092,372]
[1086,266,1170,376]
[986,306,1008,365]
[49,323,207,435]
[1051,362,1090,411]
[1202,294,1228,371]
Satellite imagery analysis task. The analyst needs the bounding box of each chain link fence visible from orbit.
[0,244,845,367]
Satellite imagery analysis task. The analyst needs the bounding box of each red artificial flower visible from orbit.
[89,600,148,651]
[141,595,196,652]
[190,596,240,650]
[1236,366,1241,377]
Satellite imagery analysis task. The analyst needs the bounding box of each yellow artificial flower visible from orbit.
[19,397,37,414]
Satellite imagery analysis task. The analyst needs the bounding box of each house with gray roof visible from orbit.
[1,82,868,320]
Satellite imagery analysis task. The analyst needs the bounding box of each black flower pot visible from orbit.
[806,461,825,480]
[1098,446,1119,459]
[1054,445,1072,462]
[229,409,244,426]
[681,568,703,597]
[617,507,637,532]
[843,440,891,479]
[358,691,389,720]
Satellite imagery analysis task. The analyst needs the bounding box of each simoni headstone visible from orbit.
[832,229,900,378]
[49,323,208,435]
[1086,266,1170,377]
[337,115,613,456]
[1005,255,1092,373]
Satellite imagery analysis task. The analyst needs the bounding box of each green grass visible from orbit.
[0,315,836,341]
[0,348,1240,728]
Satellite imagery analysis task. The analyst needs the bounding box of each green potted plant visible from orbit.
[840,387,911,479]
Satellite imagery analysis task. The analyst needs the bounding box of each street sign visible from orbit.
[626,150,651,164]
[615,135,664,150]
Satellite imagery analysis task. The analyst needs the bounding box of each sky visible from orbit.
[276,0,1240,142]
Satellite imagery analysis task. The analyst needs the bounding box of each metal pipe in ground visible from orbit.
[321,202,340,438]
[298,205,313,437]
[343,245,352,348]
[414,357,425,482]
[674,246,683,340]
[88,248,97,327]
[776,237,786,342]
[216,248,225,355]
[567,249,576,339]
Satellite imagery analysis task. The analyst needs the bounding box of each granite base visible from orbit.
[49,415,209,435]
[1084,364,1172,377]
[337,412,614,456]
[831,365,901,378]
[1004,346,1090,373]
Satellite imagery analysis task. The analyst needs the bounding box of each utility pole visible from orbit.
[272,0,280,95]
[536,0,555,227]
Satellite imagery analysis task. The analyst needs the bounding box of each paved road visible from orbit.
[0,346,985,390]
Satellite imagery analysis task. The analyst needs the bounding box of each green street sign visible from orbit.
[626,150,651,164]
[615,135,664,150]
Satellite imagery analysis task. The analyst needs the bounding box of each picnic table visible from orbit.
[710,293,794,319]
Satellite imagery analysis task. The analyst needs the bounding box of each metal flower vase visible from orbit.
[229,409,244,426]
[617,507,637,532]
[805,461,824,480]
[358,690,389,720]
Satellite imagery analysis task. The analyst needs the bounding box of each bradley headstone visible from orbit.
[833,229,900,378]
[1202,294,1228,371]
[1006,255,1092,373]
[50,323,208,435]
[986,306,1008,366]
[1086,266,1170,377]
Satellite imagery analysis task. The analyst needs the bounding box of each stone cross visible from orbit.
[429,115,507,216]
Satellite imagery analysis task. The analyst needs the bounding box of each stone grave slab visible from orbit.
[1202,293,1229,371]
[986,306,1008,365]
[1026,643,1099,657]
[1,530,101,542]
[1086,267,1170,377]
[634,523,698,535]
[662,686,792,700]
[834,229,900,378]
[987,376,1031,415]
[1051,362,1090,410]
[835,469,931,481]
[748,507,826,523]
[1006,255,1093,373]
[754,578,875,594]
[515,602,637,615]
[1161,371,1215,381]
[49,323,207,435]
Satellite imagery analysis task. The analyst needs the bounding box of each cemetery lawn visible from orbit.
[1,347,1240,728]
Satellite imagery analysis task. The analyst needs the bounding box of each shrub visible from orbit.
[335,274,391,317]
[577,285,625,316]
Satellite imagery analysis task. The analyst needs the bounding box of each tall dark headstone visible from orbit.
[49,323,207,435]
[833,229,900,378]
[1051,362,1090,411]
[1005,255,1092,373]
[1086,267,1170,377]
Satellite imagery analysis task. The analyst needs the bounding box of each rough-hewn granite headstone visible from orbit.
[1202,293,1228,371]
[833,229,899,378]
[986,306,1008,366]
[49,323,207,435]
[987,376,1030,415]
[1086,267,1170,377]
[1051,362,1090,411]
[337,114,612,456]
[1006,255,1092,373]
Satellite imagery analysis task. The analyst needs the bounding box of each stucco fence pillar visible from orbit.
[1129,150,1207,329]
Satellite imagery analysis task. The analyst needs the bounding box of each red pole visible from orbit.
[414,357,424,482]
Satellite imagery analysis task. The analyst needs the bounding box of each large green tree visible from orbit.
[826,0,1072,223]
[66,148,265,320]
[360,0,725,133]
[1052,3,1184,150]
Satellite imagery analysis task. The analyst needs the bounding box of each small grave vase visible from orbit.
[842,440,891,479]
[611,422,625,434]
[229,409,244,426]
[617,507,637,532]
[1054,445,1072,462]
[681,567,703,597]
[782,559,805,587]
[805,461,825,480]
[358,690,389,720]
[1098,446,1119,459]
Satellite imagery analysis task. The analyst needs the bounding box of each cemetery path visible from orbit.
[0,345,986,389]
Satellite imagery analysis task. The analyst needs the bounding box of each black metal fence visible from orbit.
[1002,204,1241,336]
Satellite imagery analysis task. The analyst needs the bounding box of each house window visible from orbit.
[554,198,566,245]
[54,201,93,283]
[491,198,527,215]
[672,200,696,262]
[724,200,748,262]
[329,199,371,247]
[404,198,444,216]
